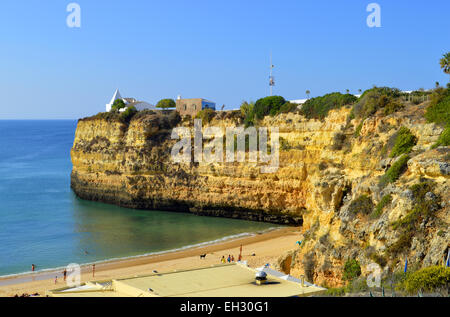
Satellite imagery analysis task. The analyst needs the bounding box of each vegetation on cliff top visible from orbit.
[239,96,297,126]
[119,106,138,123]
[253,96,286,120]
[239,101,254,126]
[424,86,450,148]
[439,52,450,76]
[351,86,403,119]
[156,98,176,109]
[195,108,216,124]
[300,92,357,119]
[425,87,450,125]
[111,99,127,111]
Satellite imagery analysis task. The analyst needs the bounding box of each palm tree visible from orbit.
[346,89,350,94]
[306,90,310,99]
[358,89,362,94]
[435,81,440,88]
[440,52,450,75]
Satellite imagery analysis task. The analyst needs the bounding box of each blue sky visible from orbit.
[0,0,449,119]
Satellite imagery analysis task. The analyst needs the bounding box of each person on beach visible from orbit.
[63,269,67,281]
[227,255,231,263]
[92,264,95,277]
[54,276,57,284]
[238,245,242,262]
[231,255,235,262]
[221,256,226,263]
[31,264,35,272]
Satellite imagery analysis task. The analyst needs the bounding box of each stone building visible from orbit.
[175,96,216,117]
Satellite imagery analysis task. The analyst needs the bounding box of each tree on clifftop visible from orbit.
[253,96,286,120]
[111,99,126,111]
[440,52,450,77]
[156,98,176,110]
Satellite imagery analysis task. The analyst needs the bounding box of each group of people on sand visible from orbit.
[221,255,234,263]
[221,253,242,263]
[220,245,243,263]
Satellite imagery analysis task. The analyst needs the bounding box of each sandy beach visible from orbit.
[0,227,301,297]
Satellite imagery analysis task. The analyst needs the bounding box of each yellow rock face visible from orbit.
[71,106,449,287]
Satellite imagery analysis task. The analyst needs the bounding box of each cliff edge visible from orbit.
[71,96,449,287]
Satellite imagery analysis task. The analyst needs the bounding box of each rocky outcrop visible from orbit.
[71,104,449,287]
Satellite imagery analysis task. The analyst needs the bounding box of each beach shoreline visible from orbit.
[0,226,301,297]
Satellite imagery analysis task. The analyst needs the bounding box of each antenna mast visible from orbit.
[269,53,275,96]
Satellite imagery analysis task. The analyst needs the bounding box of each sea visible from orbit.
[0,120,276,277]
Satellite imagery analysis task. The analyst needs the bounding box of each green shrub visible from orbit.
[278,102,298,114]
[82,111,121,122]
[240,101,255,127]
[402,266,450,294]
[111,99,126,111]
[240,101,254,117]
[432,124,450,148]
[352,87,402,118]
[409,181,434,201]
[383,99,404,115]
[389,127,417,158]
[360,87,402,99]
[253,96,286,120]
[342,259,362,281]
[119,106,137,123]
[391,208,420,231]
[156,98,176,109]
[381,129,402,158]
[300,92,357,119]
[425,88,450,125]
[379,154,409,187]
[372,194,392,218]
[325,287,346,296]
[348,195,374,215]
[195,108,216,124]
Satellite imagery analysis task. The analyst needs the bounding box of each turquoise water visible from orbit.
[0,120,275,277]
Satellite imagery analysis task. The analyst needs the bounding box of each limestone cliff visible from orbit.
[71,103,449,287]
